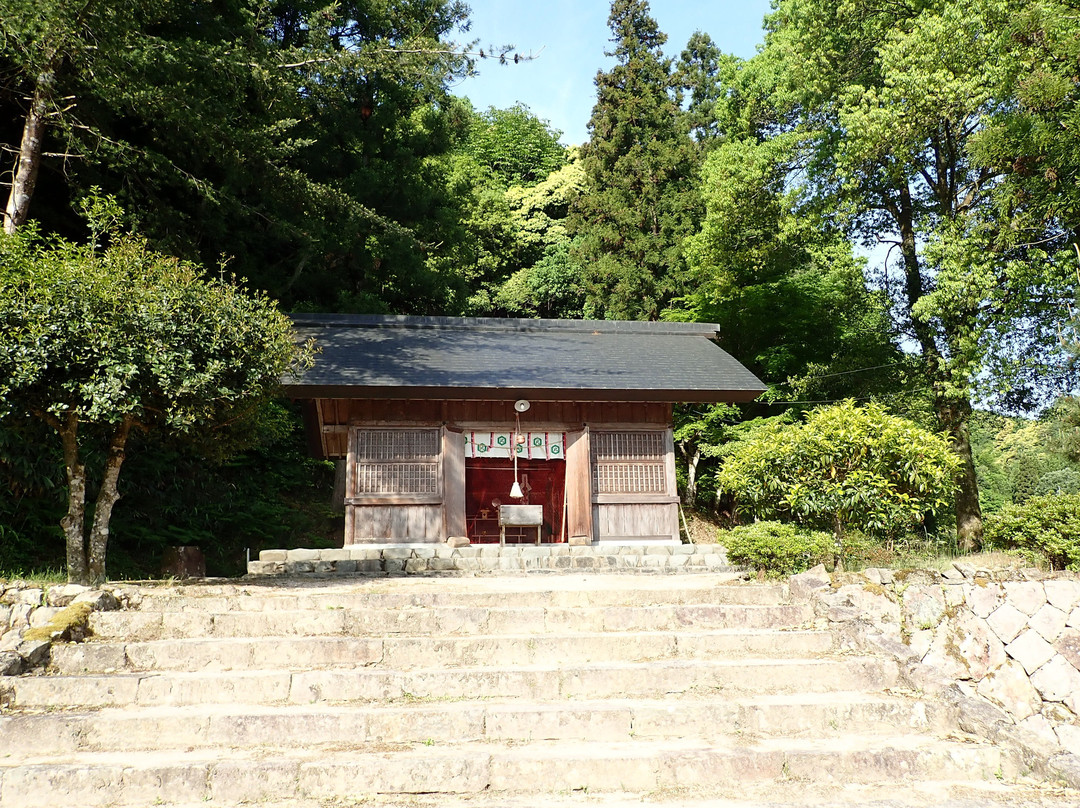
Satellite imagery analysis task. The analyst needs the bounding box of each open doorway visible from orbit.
[465,457,566,543]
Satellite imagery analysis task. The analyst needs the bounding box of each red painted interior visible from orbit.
[466,458,566,544]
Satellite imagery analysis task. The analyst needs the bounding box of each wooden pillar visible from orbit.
[443,427,466,540]
[564,427,593,544]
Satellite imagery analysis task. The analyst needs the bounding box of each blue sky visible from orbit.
[452,1,774,146]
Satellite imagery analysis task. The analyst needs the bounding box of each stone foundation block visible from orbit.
[1045,580,1080,613]
[259,550,287,563]
[286,548,320,562]
[1031,656,1080,703]
[1031,603,1069,643]
[987,602,1029,644]
[1005,581,1047,616]
[977,658,1041,721]
[1007,629,1057,675]
[1055,628,1080,671]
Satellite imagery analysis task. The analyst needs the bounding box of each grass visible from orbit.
[0,568,66,586]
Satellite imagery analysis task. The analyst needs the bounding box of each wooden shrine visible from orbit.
[285,315,764,546]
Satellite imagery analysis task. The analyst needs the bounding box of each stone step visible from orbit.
[4,656,898,709]
[0,736,1015,807]
[88,602,815,641]
[118,781,1080,808]
[246,543,735,577]
[128,577,785,612]
[50,628,836,674]
[0,693,946,755]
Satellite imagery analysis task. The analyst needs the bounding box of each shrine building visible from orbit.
[286,315,764,547]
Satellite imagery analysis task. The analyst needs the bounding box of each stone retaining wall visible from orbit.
[246,543,734,577]
[0,582,131,675]
[791,563,1080,782]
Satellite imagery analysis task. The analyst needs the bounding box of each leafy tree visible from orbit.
[462,103,567,187]
[568,0,701,319]
[681,131,901,399]
[1036,468,1080,498]
[743,0,1078,550]
[0,214,307,584]
[716,402,959,565]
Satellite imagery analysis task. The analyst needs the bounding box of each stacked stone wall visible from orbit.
[792,563,1080,772]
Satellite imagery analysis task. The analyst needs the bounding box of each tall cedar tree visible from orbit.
[0,0,500,314]
[569,0,701,320]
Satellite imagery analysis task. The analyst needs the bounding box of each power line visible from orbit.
[795,361,906,381]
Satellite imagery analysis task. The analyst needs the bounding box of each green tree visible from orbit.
[0,0,525,313]
[569,0,701,319]
[0,215,307,585]
[674,31,734,148]
[463,103,567,187]
[747,0,1078,549]
[716,401,959,564]
[681,131,901,399]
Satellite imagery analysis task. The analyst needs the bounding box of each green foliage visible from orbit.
[0,218,307,583]
[717,402,959,540]
[0,0,488,313]
[721,521,833,576]
[106,404,337,578]
[1036,468,1080,497]
[463,103,567,187]
[568,0,702,319]
[742,0,1080,548]
[984,493,1080,571]
[1009,453,1044,505]
[0,223,302,433]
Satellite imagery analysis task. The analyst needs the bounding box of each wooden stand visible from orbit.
[499,504,543,545]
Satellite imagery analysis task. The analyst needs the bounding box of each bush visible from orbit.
[984,493,1080,571]
[720,521,834,576]
[716,401,958,542]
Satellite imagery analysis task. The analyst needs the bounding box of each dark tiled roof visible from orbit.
[286,314,765,403]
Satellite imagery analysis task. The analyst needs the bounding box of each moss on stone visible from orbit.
[23,601,93,643]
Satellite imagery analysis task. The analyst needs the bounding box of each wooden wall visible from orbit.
[347,505,443,543]
[593,503,679,542]
[315,397,679,545]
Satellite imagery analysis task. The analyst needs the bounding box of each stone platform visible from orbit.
[247,542,733,577]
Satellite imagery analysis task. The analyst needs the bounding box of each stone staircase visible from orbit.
[0,573,1075,807]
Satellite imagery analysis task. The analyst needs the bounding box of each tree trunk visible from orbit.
[832,513,844,573]
[895,182,983,552]
[938,396,983,552]
[87,416,134,586]
[4,70,54,234]
[54,411,89,585]
[684,444,700,507]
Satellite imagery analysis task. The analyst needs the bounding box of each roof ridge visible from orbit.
[288,313,720,336]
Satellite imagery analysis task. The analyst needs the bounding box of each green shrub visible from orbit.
[984,493,1080,571]
[721,521,834,576]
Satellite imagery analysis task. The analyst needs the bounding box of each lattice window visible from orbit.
[353,429,440,495]
[592,431,668,494]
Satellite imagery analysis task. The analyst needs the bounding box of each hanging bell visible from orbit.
[509,480,524,499]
